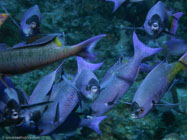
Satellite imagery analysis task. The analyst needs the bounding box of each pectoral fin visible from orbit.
[20,101,53,109]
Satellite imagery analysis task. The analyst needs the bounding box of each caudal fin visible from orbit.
[77,56,103,74]
[106,0,126,13]
[179,52,187,66]
[170,12,183,35]
[81,116,107,135]
[72,34,106,61]
[133,32,162,61]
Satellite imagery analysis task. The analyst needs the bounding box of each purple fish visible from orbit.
[36,78,80,135]
[131,52,187,119]
[20,5,41,39]
[28,61,64,107]
[106,0,143,13]
[74,56,103,103]
[0,81,49,127]
[121,1,183,38]
[90,32,162,116]
[10,113,107,137]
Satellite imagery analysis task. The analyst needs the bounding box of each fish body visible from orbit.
[122,1,183,38]
[143,1,169,37]
[20,5,41,39]
[28,61,64,113]
[0,34,105,75]
[143,1,183,37]
[0,13,8,27]
[131,52,187,118]
[74,56,103,103]
[90,32,161,116]
[0,78,24,127]
[36,79,79,135]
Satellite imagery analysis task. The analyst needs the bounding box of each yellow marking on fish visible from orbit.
[168,62,185,82]
[1,13,8,18]
[54,37,62,47]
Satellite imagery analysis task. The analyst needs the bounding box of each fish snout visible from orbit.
[130,101,144,118]
[11,108,19,120]
[151,22,159,32]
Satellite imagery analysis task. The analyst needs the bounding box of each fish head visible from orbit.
[20,5,41,38]
[4,99,21,121]
[81,78,100,102]
[144,14,164,37]
[130,101,152,118]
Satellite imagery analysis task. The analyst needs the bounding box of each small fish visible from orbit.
[90,32,161,116]
[0,85,51,127]
[131,52,187,119]
[121,1,183,38]
[20,5,41,39]
[106,0,144,13]
[0,13,8,27]
[74,56,103,103]
[0,34,106,76]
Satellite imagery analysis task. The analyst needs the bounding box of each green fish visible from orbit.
[0,34,106,76]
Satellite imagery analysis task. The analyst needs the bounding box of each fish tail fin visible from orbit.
[170,12,183,35]
[72,34,106,61]
[105,0,126,13]
[179,52,187,67]
[77,56,103,73]
[81,116,107,135]
[133,31,162,61]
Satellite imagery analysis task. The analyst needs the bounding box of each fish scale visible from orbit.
[90,32,161,116]
[131,52,187,118]
[37,80,79,135]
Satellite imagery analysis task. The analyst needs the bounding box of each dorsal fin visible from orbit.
[26,34,44,44]
[77,56,103,74]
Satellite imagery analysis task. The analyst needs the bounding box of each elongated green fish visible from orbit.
[0,34,106,75]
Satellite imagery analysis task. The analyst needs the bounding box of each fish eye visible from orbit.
[11,111,19,120]
[86,85,90,91]
[30,21,37,29]
[139,107,144,114]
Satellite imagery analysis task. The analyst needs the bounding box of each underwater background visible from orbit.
[0,0,186,140]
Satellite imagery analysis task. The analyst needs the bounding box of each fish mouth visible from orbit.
[11,112,19,120]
